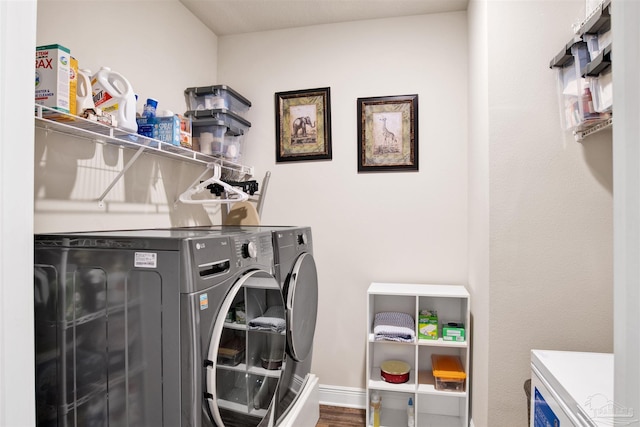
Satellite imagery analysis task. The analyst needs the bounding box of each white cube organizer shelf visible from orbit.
[366,282,470,427]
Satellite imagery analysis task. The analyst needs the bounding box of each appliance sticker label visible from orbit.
[534,387,560,427]
[199,294,208,310]
[134,252,157,268]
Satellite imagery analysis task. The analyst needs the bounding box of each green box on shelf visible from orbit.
[418,310,438,340]
[442,322,465,342]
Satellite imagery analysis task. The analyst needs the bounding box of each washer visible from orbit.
[174,225,320,425]
[34,228,286,427]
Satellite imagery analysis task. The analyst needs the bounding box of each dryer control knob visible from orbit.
[297,233,308,245]
[242,241,257,259]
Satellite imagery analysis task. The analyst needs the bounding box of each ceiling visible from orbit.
[179,0,469,36]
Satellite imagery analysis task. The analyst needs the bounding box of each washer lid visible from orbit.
[285,252,318,362]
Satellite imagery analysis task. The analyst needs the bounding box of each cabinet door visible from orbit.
[205,270,285,427]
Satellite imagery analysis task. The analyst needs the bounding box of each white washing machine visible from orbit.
[530,349,618,427]
[34,227,288,427]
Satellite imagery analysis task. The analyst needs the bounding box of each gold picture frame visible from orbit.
[275,87,332,162]
[357,94,418,172]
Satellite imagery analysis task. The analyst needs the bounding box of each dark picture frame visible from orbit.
[275,87,332,163]
[357,94,418,172]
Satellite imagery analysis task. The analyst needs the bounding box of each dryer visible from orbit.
[269,226,318,424]
[34,228,287,427]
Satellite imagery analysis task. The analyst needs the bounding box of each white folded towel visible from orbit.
[248,306,286,333]
[373,312,416,343]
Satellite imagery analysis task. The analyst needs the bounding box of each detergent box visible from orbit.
[418,310,438,340]
[35,44,71,113]
[69,57,78,116]
[136,115,181,146]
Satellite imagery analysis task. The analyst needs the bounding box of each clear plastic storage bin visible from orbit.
[191,117,245,161]
[185,108,251,135]
[585,44,612,113]
[184,85,251,117]
[550,38,608,132]
[582,0,611,61]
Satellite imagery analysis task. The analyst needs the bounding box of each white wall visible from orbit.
[35,0,220,232]
[217,13,469,388]
[613,0,640,418]
[482,1,613,426]
[467,0,490,424]
[0,1,37,425]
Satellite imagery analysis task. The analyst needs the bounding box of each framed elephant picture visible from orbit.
[357,94,418,172]
[275,87,332,162]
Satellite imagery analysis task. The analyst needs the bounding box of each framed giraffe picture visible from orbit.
[357,94,418,172]
[275,87,332,163]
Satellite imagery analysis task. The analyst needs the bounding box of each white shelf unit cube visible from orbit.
[366,282,470,427]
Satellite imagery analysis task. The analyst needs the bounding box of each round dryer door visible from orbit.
[285,252,318,362]
[205,270,286,427]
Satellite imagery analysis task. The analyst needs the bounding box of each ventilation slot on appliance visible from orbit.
[199,260,231,278]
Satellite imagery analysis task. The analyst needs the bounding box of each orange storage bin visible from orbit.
[431,354,466,392]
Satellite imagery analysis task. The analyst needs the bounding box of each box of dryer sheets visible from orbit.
[180,115,192,149]
[35,44,71,113]
[418,310,438,340]
[442,322,465,342]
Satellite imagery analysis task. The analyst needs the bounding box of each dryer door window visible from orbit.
[285,252,318,362]
[205,270,286,427]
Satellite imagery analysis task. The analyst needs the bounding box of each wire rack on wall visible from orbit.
[35,104,254,206]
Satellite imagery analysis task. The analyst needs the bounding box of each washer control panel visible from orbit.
[232,233,273,270]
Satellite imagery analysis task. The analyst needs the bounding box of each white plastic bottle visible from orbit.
[407,397,415,427]
[76,68,94,116]
[91,66,137,133]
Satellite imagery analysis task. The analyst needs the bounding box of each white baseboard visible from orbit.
[470,419,475,427]
[318,383,366,409]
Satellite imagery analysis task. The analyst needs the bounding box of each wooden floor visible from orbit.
[316,405,366,426]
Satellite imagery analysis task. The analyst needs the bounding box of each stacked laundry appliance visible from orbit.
[33,225,319,427]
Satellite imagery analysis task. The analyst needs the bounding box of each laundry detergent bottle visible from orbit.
[76,68,95,116]
[91,66,137,132]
